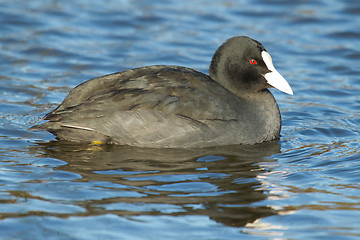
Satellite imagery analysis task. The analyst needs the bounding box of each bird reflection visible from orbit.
[29,140,281,227]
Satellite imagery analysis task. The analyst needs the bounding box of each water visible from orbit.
[1,0,359,239]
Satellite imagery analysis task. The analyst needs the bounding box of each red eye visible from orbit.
[250,59,257,65]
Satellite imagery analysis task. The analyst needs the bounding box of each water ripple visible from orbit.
[1,0,360,239]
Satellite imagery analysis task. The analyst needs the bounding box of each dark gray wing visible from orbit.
[46,65,242,122]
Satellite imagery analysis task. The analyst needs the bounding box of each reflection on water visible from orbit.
[25,141,280,228]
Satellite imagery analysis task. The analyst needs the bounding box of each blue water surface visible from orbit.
[0,0,359,239]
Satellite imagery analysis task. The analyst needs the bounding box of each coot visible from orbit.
[31,36,293,148]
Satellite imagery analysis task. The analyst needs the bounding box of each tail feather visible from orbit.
[29,122,112,144]
[29,122,61,131]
